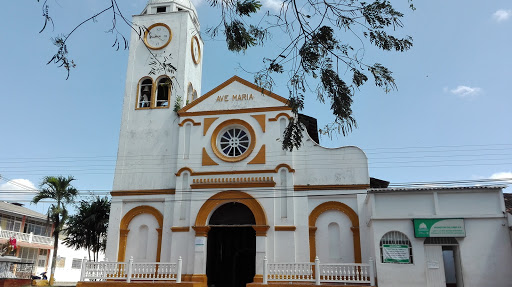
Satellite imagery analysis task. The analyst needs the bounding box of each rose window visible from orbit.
[219,127,250,157]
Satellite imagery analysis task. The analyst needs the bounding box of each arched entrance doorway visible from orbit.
[206,202,256,287]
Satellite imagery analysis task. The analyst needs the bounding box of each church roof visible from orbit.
[178,75,291,116]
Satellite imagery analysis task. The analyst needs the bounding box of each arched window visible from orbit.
[380,231,413,264]
[187,83,194,104]
[138,78,153,108]
[156,76,171,107]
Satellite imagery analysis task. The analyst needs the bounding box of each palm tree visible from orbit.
[64,196,110,261]
[33,175,78,285]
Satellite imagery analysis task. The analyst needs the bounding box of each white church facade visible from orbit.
[96,1,512,287]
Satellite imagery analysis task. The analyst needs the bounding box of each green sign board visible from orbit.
[413,218,465,238]
[382,244,410,263]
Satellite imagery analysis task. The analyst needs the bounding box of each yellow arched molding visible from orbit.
[135,76,154,110]
[118,205,164,262]
[178,118,201,127]
[193,190,269,236]
[210,119,256,162]
[308,201,361,263]
[268,112,293,122]
[176,167,194,176]
[274,163,295,173]
[154,75,172,109]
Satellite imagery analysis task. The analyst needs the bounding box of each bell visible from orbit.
[143,86,150,92]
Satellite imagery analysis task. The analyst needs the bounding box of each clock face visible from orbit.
[191,35,201,64]
[144,23,172,50]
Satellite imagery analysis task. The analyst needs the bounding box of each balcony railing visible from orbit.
[264,256,376,286]
[80,257,183,283]
[0,228,53,246]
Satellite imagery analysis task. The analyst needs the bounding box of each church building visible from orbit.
[102,1,512,287]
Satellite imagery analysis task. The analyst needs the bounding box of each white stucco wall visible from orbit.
[367,187,512,287]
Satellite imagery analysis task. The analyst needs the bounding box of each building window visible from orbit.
[38,259,46,268]
[211,120,256,162]
[0,214,23,232]
[155,76,171,107]
[380,231,413,264]
[138,78,153,108]
[56,257,66,268]
[71,258,82,269]
[219,126,251,157]
[24,220,51,237]
[156,6,167,13]
[39,249,48,256]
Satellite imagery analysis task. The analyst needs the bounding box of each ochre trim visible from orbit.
[178,75,289,113]
[275,164,295,173]
[190,274,208,283]
[248,145,266,165]
[308,201,361,263]
[176,167,194,176]
[202,148,218,166]
[171,227,190,232]
[192,226,211,237]
[191,179,275,189]
[253,225,270,237]
[143,23,172,50]
[203,117,219,136]
[194,190,268,236]
[251,114,266,132]
[179,118,201,126]
[179,106,291,117]
[153,75,172,109]
[210,119,256,162]
[174,164,293,176]
[191,35,201,65]
[118,205,164,262]
[135,76,153,110]
[253,274,264,283]
[294,184,369,191]
[111,189,175,196]
[275,226,296,231]
[269,112,293,121]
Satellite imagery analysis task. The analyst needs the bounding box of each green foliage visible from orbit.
[33,175,78,282]
[64,196,110,261]
[174,95,183,112]
[37,0,414,151]
[236,0,262,16]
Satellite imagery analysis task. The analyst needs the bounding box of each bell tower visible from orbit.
[112,0,203,191]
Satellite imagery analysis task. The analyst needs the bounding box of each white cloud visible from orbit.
[450,85,482,99]
[262,0,285,12]
[493,9,512,22]
[0,179,38,203]
[490,172,512,182]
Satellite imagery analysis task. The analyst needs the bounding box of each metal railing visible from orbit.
[0,261,35,279]
[80,257,182,283]
[264,256,375,286]
[0,229,53,246]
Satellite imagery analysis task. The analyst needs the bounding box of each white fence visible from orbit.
[264,257,375,286]
[0,228,53,246]
[80,257,182,283]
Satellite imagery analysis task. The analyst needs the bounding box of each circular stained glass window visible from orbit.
[211,119,256,162]
[219,127,251,157]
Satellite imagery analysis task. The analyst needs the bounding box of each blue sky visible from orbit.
[0,0,511,214]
